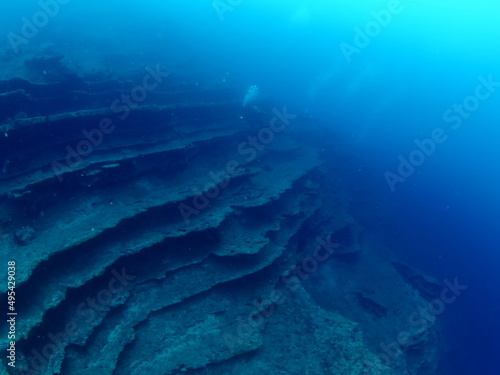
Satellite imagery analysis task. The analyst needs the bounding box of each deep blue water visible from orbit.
[3,1,500,374]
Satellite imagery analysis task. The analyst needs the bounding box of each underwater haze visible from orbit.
[2,1,500,374]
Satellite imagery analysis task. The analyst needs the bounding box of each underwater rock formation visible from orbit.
[0,57,440,375]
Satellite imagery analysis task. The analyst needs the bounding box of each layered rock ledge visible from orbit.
[0,63,440,375]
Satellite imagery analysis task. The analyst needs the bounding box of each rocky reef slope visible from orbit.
[0,56,441,375]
